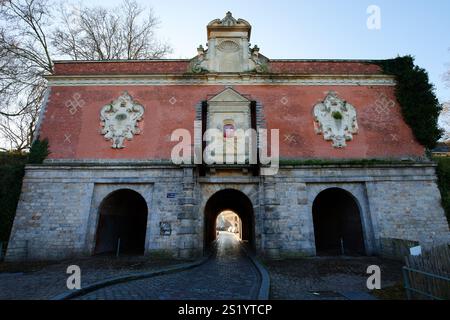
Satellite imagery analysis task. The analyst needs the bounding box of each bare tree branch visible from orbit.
[0,0,171,152]
[52,0,172,60]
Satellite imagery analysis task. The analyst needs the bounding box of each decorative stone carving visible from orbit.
[313,92,359,148]
[250,45,267,73]
[100,92,144,149]
[189,12,269,74]
[217,40,240,53]
[191,45,207,74]
[205,88,252,164]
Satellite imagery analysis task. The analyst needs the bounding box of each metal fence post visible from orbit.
[340,238,345,256]
[116,238,121,258]
[0,242,3,261]
[402,267,412,300]
[25,240,29,260]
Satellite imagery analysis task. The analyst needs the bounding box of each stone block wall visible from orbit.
[366,180,450,249]
[269,165,450,258]
[6,180,92,260]
[6,163,449,261]
[6,164,187,261]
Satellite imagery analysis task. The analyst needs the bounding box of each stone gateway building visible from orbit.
[6,13,449,261]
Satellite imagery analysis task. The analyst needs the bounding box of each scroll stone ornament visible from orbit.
[100,92,144,149]
[313,92,359,148]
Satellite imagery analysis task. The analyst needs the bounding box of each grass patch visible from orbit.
[279,158,419,166]
[372,283,406,300]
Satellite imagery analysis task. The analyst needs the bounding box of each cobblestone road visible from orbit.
[76,232,261,300]
[0,256,189,300]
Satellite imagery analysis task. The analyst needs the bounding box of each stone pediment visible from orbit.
[205,88,252,164]
[207,11,252,39]
[208,88,250,103]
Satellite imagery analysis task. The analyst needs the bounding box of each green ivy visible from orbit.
[279,158,416,166]
[0,153,27,243]
[28,138,50,164]
[375,56,443,150]
[0,139,50,244]
[332,111,343,120]
[434,157,450,224]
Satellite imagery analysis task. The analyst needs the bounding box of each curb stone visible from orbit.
[51,256,210,300]
[242,246,271,300]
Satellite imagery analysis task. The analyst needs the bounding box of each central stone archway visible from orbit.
[204,189,255,252]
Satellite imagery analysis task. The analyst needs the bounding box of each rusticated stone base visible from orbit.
[5,162,449,261]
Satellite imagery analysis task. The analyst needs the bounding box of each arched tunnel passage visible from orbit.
[94,189,148,256]
[204,189,255,252]
[312,188,366,256]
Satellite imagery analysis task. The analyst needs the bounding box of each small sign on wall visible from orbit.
[167,193,177,199]
[410,246,422,256]
[160,222,172,236]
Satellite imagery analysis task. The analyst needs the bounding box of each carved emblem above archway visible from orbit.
[313,92,359,148]
[100,92,144,149]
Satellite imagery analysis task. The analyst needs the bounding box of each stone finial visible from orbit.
[197,45,205,56]
[222,12,236,26]
[207,12,252,40]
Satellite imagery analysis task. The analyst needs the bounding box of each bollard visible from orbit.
[340,238,345,256]
[116,238,121,258]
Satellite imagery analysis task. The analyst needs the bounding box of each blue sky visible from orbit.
[88,0,450,102]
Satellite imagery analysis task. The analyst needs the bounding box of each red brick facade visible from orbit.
[41,61,424,161]
[52,60,383,76]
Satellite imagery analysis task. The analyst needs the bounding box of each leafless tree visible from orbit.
[0,0,53,152]
[444,48,450,92]
[0,0,171,151]
[52,0,172,60]
[0,93,42,152]
[440,102,450,143]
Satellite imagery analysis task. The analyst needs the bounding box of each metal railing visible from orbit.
[403,266,450,300]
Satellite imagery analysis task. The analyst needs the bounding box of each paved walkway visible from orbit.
[76,232,261,300]
[0,256,190,300]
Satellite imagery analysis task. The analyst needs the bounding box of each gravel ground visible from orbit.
[0,256,191,300]
[265,256,404,300]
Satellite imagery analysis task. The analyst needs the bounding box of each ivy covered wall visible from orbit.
[435,157,450,225]
[375,56,443,150]
[0,139,49,245]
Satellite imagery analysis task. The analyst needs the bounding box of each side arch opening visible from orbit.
[312,188,366,256]
[94,189,148,255]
